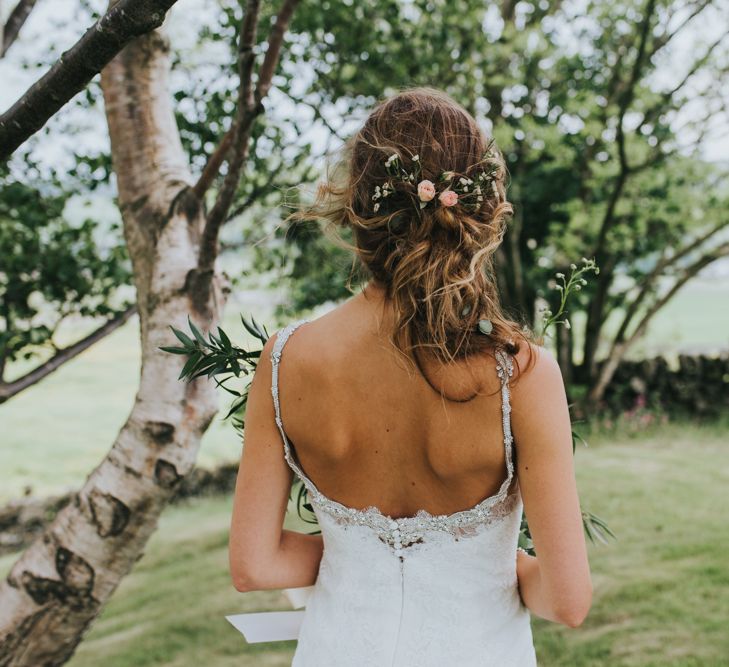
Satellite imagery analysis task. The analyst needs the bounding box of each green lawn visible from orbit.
[2,419,726,666]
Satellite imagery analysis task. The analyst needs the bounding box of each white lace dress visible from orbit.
[271,319,538,666]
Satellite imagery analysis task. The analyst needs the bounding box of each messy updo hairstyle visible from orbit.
[290,87,537,394]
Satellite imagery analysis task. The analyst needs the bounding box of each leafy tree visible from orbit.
[0,171,133,402]
[248,0,729,410]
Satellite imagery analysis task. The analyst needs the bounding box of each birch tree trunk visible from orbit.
[0,22,225,666]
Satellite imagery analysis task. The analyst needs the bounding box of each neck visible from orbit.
[359,279,396,330]
[363,279,388,301]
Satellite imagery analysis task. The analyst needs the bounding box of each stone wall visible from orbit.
[599,351,729,418]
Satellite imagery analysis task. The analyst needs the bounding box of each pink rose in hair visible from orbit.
[439,189,458,207]
[417,179,436,202]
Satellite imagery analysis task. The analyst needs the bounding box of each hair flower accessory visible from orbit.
[417,180,436,204]
[369,138,503,217]
[439,190,458,207]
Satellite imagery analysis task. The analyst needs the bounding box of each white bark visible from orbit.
[0,20,225,667]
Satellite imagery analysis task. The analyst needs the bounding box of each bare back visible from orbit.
[274,287,521,519]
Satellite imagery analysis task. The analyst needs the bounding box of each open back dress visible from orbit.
[271,318,538,666]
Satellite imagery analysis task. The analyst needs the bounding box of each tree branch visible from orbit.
[1,0,38,58]
[635,30,728,137]
[192,125,234,199]
[0,0,179,161]
[283,90,347,143]
[646,0,713,62]
[587,237,729,405]
[0,305,136,404]
[582,0,658,376]
[610,219,729,356]
[254,0,299,105]
[197,0,301,275]
[196,0,262,273]
[626,240,729,346]
[223,169,283,223]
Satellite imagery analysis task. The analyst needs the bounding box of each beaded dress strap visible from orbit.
[493,346,516,496]
[270,318,317,491]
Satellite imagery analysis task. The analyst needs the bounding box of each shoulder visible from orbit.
[508,341,564,398]
[261,328,279,359]
[507,342,570,447]
[259,319,314,370]
[262,319,305,352]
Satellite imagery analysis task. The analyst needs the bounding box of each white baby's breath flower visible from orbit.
[570,263,577,270]
[555,272,565,279]
[412,154,420,161]
[373,203,380,212]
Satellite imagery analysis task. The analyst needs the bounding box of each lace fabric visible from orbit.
[269,318,537,666]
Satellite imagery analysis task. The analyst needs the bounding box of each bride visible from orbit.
[228,87,592,665]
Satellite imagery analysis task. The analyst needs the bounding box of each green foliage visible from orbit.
[538,257,600,340]
[0,174,131,378]
[247,0,729,378]
[160,315,269,429]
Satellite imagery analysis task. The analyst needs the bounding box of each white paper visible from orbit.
[282,585,315,609]
[225,610,305,643]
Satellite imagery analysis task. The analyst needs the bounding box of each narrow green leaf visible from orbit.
[158,345,189,355]
[171,326,195,348]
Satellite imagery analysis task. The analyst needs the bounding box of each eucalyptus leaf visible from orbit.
[477,319,493,335]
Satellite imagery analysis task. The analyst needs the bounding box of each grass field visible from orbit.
[2,418,726,666]
[1,278,727,664]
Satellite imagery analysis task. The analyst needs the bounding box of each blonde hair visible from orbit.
[290,86,537,397]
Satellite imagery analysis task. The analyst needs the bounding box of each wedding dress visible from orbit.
[270,319,538,666]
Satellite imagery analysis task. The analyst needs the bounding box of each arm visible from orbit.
[228,330,324,593]
[510,344,593,627]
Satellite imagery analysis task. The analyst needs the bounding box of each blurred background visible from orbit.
[0,0,728,665]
